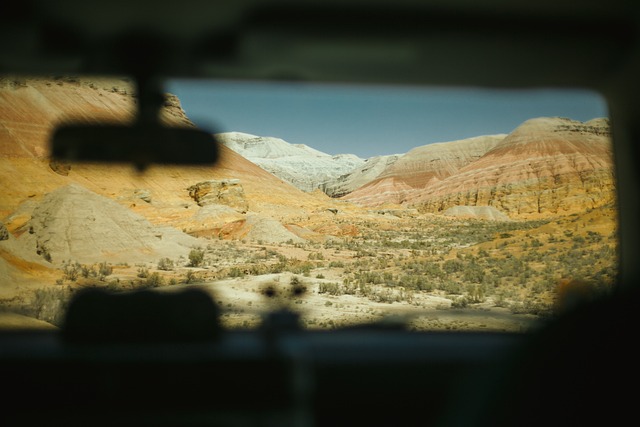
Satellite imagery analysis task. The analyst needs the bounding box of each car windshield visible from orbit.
[0,76,617,333]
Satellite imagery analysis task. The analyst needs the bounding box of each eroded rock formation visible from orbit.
[187,179,249,213]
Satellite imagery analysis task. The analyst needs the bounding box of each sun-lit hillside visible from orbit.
[341,118,614,220]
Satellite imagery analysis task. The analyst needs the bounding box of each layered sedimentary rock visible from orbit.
[341,117,614,219]
[407,118,614,218]
[187,179,248,213]
[342,135,506,206]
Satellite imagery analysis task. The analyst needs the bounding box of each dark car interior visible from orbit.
[2,1,639,426]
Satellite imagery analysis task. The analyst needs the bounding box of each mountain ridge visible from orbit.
[404,117,614,217]
[341,134,507,206]
[217,131,366,192]
[213,117,613,220]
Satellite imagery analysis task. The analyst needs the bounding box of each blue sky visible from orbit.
[166,79,609,158]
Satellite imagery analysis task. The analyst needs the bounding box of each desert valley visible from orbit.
[0,76,618,332]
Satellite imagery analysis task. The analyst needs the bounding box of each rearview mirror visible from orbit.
[51,124,220,171]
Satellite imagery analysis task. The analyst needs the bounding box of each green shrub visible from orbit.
[228,267,244,278]
[188,248,205,267]
[318,282,340,296]
[466,284,486,303]
[451,296,469,308]
[443,259,464,274]
[290,276,301,286]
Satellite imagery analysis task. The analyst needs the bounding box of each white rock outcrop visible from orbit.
[217,132,365,192]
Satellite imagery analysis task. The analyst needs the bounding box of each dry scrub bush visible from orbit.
[189,248,205,267]
[157,257,175,271]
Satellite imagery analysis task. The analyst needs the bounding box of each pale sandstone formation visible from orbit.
[0,312,58,329]
[18,184,200,265]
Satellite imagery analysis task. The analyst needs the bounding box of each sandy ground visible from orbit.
[158,273,539,333]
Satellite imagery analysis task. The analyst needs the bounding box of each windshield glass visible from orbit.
[0,76,617,333]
